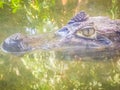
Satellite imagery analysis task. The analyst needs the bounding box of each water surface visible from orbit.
[0,0,120,90]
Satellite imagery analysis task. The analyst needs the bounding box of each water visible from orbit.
[0,0,120,90]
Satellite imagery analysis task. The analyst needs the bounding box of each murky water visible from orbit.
[0,0,120,90]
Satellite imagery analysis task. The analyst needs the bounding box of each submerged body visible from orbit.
[1,11,120,58]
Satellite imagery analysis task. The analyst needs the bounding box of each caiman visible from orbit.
[1,11,120,59]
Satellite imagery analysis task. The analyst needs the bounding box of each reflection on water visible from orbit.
[0,0,120,90]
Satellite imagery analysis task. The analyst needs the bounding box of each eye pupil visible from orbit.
[76,26,96,38]
[82,28,95,37]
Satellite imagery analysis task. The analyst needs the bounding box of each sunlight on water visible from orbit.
[19,51,120,90]
[0,0,120,90]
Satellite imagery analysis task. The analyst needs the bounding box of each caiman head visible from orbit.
[1,11,120,55]
[55,11,114,50]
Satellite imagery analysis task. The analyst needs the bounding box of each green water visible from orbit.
[0,0,120,90]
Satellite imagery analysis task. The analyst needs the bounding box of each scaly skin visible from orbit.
[1,11,120,56]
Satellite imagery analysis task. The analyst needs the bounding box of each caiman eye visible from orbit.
[82,28,95,37]
[76,26,96,38]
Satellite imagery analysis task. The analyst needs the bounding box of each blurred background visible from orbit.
[0,0,120,90]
